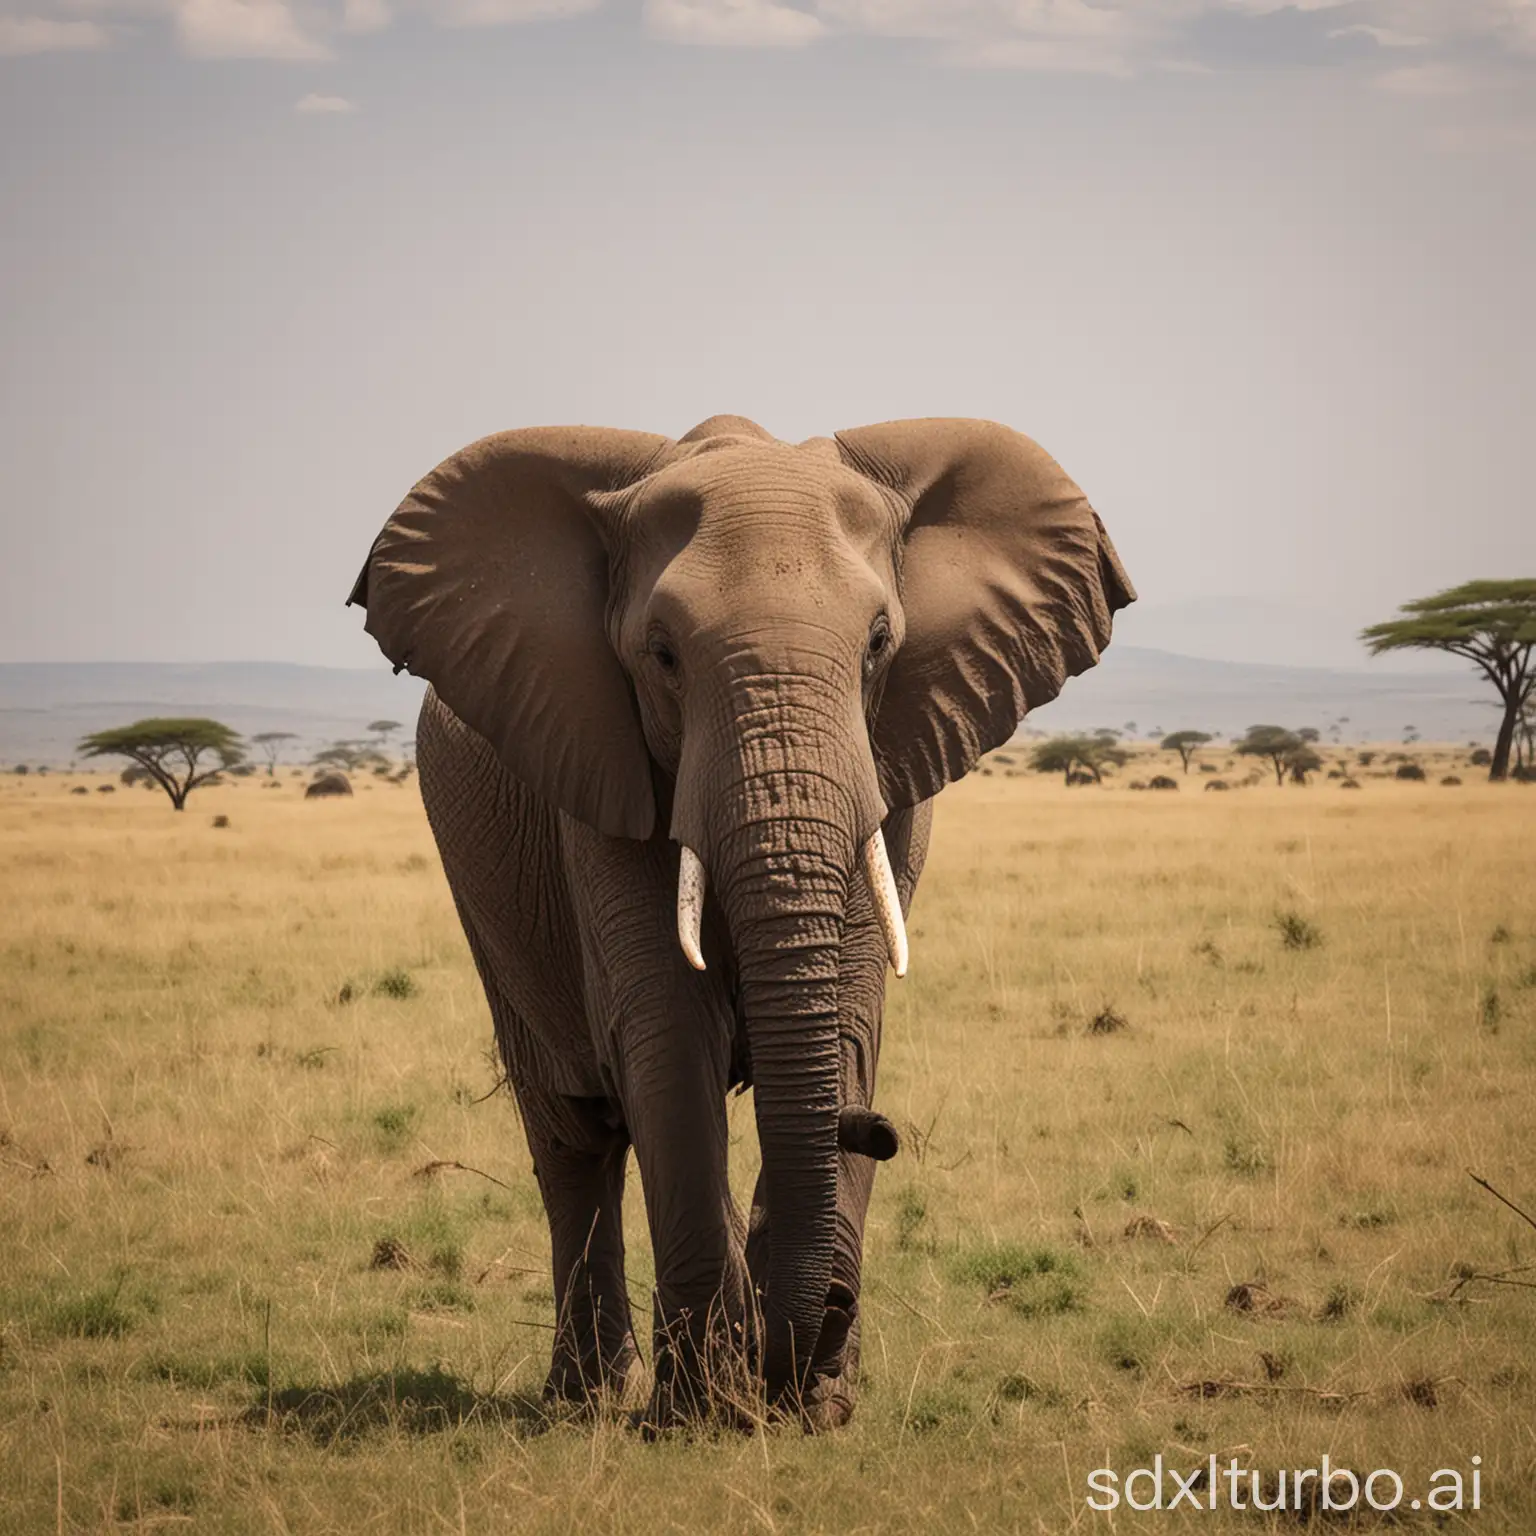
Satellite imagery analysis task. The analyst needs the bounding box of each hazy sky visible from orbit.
[3,0,1533,671]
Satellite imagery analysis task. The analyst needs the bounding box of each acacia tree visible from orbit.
[1029,733,1131,786]
[1514,697,1535,777]
[367,719,402,756]
[1362,580,1535,781]
[1287,746,1324,784]
[78,718,244,811]
[313,739,388,773]
[251,730,298,775]
[1160,730,1212,774]
[1235,725,1307,787]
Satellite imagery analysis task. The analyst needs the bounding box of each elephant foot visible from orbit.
[633,1301,760,1437]
[801,1375,857,1431]
[794,1283,862,1432]
[633,1362,763,1439]
[543,1334,640,1409]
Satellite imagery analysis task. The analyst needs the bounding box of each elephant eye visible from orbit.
[649,637,679,674]
[864,615,892,678]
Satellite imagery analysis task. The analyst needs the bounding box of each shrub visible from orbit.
[1275,911,1322,951]
[373,968,416,1000]
[1147,775,1179,791]
[1395,763,1426,781]
[1441,775,1462,786]
[1088,1004,1129,1035]
[1470,748,1492,767]
[370,1236,413,1270]
[1318,1283,1359,1321]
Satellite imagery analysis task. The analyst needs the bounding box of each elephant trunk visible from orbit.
[670,648,890,1404]
[713,806,849,1401]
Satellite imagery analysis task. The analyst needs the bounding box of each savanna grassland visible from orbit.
[0,750,1533,1534]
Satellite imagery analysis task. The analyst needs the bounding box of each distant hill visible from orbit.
[1023,646,1492,745]
[0,651,1494,767]
[0,663,429,768]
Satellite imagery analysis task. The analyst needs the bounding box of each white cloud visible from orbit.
[816,0,1159,72]
[429,0,596,26]
[339,0,388,30]
[175,0,329,57]
[1329,22,1427,48]
[940,36,1137,76]
[1345,0,1536,57]
[0,13,109,51]
[817,0,1146,42]
[644,0,825,47]
[1223,0,1349,12]
[295,88,354,108]
[4,0,1535,83]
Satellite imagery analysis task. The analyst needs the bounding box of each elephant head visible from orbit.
[348,414,1134,1401]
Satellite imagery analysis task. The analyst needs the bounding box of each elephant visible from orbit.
[347,414,1134,1430]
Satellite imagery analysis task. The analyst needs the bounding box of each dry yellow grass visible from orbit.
[1,753,1532,1533]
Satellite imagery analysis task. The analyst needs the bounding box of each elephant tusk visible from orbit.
[863,829,909,979]
[677,845,707,972]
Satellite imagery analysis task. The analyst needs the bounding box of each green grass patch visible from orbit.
[949,1243,1086,1317]
[373,968,417,1000]
[371,1102,420,1152]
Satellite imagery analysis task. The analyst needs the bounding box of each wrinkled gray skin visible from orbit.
[350,414,1134,1430]
[419,692,928,1428]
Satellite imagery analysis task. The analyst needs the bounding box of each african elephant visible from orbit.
[347,414,1134,1429]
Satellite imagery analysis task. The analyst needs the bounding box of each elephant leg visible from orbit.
[558,818,751,1429]
[513,1081,637,1404]
[621,995,755,1428]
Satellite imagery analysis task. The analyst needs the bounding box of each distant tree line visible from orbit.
[69,713,417,810]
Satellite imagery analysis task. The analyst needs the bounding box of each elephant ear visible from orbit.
[836,418,1135,811]
[348,426,671,840]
